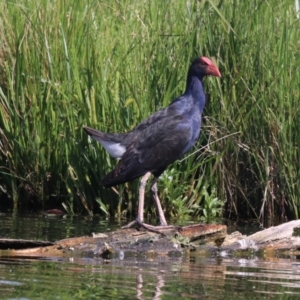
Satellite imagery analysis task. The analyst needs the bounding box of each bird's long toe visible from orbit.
[121,219,179,235]
[121,219,138,229]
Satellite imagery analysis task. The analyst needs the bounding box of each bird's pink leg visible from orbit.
[149,177,179,230]
[137,172,151,223]
[122,172,151,228]
[150,177,168,226]
[122,173,178,232]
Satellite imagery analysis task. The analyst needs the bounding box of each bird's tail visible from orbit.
[83,126,107,140]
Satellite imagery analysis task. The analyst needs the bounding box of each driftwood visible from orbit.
[223,219,300,254]
[6,224,226,258]
[0,238,54,250]
[3,220,300,259]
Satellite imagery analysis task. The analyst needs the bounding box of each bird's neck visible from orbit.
[184,74,206,113]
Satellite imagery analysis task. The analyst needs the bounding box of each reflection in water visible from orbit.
[136,273,165,300]
[0,254,300,299]
[136,274,170,300]
[136,274,143,299]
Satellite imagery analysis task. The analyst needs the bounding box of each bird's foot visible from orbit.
[122,219,180,235]
[121,219,140,229]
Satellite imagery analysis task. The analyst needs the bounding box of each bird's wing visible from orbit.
[130,97,184,132]
[100,114,195,187]
[136,115,193,170]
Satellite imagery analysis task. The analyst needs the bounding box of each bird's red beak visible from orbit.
[207,64,221,77]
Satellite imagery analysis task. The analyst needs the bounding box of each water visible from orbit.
[0,212,119,242]
[0,213,300,299]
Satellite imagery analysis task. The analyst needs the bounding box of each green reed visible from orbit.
[0,0,299,224]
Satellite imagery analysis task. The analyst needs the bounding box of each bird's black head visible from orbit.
[189,56,221,79]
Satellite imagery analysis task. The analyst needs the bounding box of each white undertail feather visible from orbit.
[95,138,126,159]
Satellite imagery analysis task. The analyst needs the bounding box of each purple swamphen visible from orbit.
[84,56,221,230]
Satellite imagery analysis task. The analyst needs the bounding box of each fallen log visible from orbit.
[6,224,226,258]
[4,220,300,259]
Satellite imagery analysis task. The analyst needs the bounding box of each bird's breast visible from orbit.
[173,111,202,157]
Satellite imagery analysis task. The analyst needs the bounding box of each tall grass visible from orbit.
[0,0,299,224]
